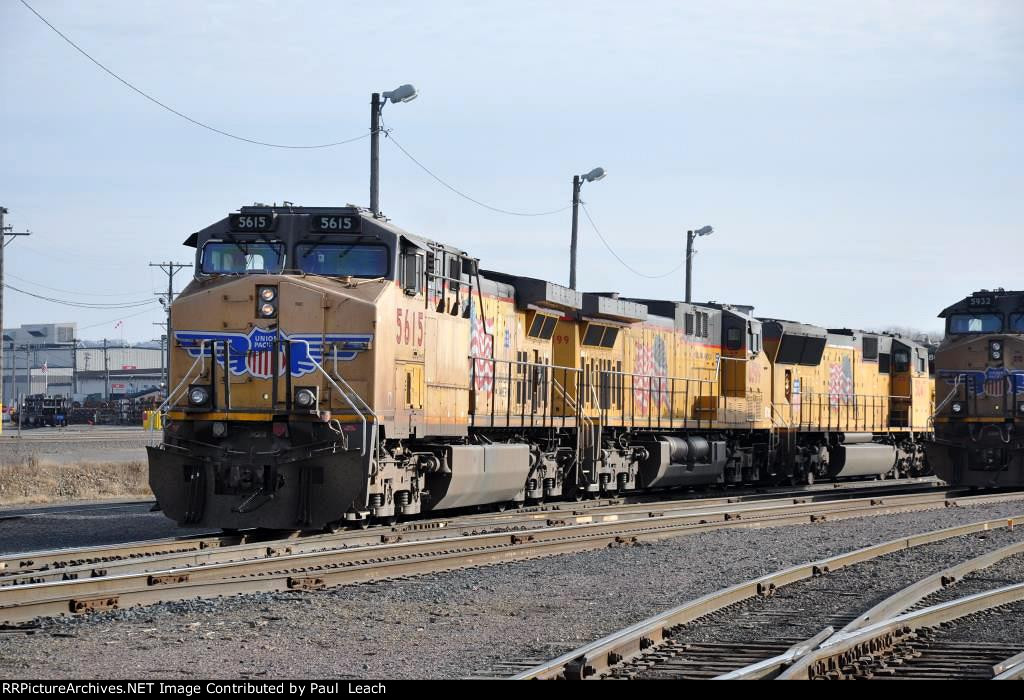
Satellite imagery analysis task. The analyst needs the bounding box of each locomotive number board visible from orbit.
[229,213,276,232]
[310,214,361,233]
[969,295,994,307]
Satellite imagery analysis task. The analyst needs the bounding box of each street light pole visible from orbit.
[684,225,714,304]
[568,167,607,290]
[685,230,695,303]
[370,92,381,216]
[369,84,418,217]
[569,175,582,290]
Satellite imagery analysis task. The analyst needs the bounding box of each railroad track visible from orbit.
[1,488,1022,627]
[0,478,948,577]
[514,511,1024,680]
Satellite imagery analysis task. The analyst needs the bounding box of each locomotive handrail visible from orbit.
[769,401,792,429]
[329,346,381,461]
[930,375,963,426]
[155,340,208,418]
[288,339,372,457]
[331,347,376,417]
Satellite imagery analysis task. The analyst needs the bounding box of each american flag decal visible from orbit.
[633,336,669,415]
[246,349,287,379]
[828,356,853,408]
[469,299,494,393]
[985,377,1006,398]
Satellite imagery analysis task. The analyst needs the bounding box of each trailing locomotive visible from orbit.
[148,204,931,530]
[926,289,1024,487]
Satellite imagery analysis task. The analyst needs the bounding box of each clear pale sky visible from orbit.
[2,1,1021,342]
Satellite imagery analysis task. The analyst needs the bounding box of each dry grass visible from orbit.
[0,457,153,506]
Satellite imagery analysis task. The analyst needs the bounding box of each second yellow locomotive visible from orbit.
[148,204,931,530]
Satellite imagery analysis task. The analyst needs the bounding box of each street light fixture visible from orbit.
[370,84,418,216]
[685,225,714,303]
[569,166,608,290]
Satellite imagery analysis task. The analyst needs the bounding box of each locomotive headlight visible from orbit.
[294,387,317,408]
[211,421,227,437]
[256,286,278,318]
[188,385,211,407]
[992,341,1002,352]
[992,350,1002,360]
[1018,401,1024,416]
[951,400,966,417]
[990,340,1003,361]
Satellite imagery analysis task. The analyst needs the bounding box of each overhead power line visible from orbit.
[387,133,572,217]
[79,305,163,330]
[4,283,158,309]
[5,272,155,298]
[19,0,368,149]
[580,203,684,280]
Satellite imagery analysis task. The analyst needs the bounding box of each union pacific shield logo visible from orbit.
[938,368,1024,397]
[175,328,372,378]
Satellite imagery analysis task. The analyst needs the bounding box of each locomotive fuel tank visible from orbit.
[826,433,897,479]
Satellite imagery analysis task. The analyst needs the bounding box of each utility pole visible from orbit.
[149,261,192,392]
[103,338,109,400]
[71,337,78,396]
[0,206,31,429]
[153,321,167,394]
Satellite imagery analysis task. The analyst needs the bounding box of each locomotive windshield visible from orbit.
[948,313,1002,334]
[1010,314,1024,332]
[296,243,389,278]
[201,241,284,274]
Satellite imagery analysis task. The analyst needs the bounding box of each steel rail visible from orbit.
[0,487,1001,588]
[992,651,1024,680]
[841,538,1024,634]
[779,582,1024,680]
[512,512,1024,680]
[5,494,1022,626]
[719,537,1024,680]
[0,480,954,580]
[0,532,232,574]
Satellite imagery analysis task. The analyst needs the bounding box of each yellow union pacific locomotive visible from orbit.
[148,204,931,530]
[927,289,1024,487]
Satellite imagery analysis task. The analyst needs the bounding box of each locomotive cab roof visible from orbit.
[938,289,1024,318]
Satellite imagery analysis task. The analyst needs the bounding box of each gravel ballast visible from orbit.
[1,501,1023,679]
[0,505,206,555]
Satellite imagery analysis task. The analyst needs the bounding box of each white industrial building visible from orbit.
[2,322,165,405]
